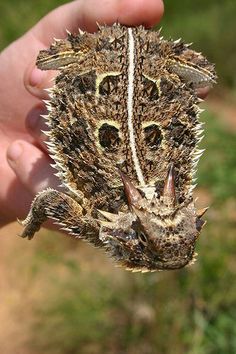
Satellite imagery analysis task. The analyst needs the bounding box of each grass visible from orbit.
[198,111,236,203]
[1,1,236,353]
[0,0,67,49]
[161,0,236,88]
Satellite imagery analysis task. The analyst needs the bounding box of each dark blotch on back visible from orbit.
[98,123,120,151]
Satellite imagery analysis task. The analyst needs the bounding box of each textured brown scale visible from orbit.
[19,24,216,271]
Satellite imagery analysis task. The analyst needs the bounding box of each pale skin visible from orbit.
[0,0,164,227]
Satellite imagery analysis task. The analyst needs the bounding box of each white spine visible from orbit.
[127,28,145,186]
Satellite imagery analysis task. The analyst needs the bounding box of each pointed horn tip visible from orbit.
[118,170,130,191]
[95,22,102,30]
[163,163,176,205]
[17,217,24,226]
[118,169,125,180]
[118,170,132,185]
[169,163,175,175]
[97,209,118,222]
[197,207,209,218]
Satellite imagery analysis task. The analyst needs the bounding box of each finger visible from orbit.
[24,65,57,100]
[197,86,210,99]
[24,0,164,98]
[7,140,59,196]
[0,163,33,225]
[25,103,49,153]
[6,141,69,232]
[33,0,164,41]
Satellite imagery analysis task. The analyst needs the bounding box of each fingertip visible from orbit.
[29,66,47,88]
[32,0,164,39]
[197,86,210,99]
[7,141,24,166]
[7,140,59,195]
[117,0,164,28]
[24,61,56,99]
[77,0,164,31]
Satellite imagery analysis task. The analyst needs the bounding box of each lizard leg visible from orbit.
[19,188,100,245]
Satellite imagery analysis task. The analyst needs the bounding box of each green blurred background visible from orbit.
[0,1,236,353]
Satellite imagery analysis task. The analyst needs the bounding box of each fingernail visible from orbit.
[7,142,23,163]
[29,67,47,88]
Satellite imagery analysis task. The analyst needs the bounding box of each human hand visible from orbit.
[0,0,164,227]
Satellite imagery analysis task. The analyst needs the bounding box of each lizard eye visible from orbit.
[139,231,148,246]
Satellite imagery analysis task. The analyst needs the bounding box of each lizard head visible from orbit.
[98,166,207,271]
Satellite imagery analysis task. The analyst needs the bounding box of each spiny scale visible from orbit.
[19,24,216,271]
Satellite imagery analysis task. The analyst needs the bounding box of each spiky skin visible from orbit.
[19,24,216,271]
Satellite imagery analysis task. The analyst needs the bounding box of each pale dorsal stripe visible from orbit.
[127,28,146,186]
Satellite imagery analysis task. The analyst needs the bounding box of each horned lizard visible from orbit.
[19,24,216,271]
